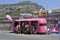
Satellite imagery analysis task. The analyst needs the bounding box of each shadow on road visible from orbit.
[9,31,50,35]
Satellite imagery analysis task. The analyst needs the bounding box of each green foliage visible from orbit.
[9,11,20,17]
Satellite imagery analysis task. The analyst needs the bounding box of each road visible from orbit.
[0,31,60,40]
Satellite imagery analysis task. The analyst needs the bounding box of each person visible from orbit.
[58,24,60,33]
[30,25,37,34]
[21,25,25,33]
[24,24,29,33]
[16,24,21,33]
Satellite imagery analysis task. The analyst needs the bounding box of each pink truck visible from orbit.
[6,15,48,34]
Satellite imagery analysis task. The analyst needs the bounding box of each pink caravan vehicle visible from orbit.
[6,15,48,34]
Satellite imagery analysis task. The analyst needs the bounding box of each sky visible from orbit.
[0,0,60,10]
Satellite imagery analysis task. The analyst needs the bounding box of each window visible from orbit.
[20,21,29,27]
[39,24,47,26]
[31,21,38,27]
[14,21,19,27]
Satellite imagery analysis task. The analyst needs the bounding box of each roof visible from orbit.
[15,18,47,23]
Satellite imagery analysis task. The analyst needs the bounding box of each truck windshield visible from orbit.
[39,24,47,26]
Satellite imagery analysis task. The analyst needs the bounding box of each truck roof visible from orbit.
[15,18,47,23]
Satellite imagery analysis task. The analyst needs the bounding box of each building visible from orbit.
[52,9,60,13]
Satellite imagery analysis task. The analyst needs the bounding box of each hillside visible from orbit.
[0,1,45,17]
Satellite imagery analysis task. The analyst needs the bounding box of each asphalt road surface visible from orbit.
[0,31,60,40]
